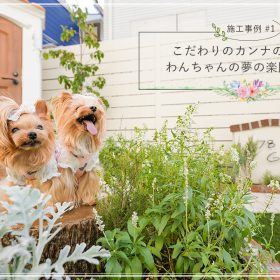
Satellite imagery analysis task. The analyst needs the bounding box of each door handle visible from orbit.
[1,77,19,85]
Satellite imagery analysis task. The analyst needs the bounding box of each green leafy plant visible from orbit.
[96,105,275,276]
[255,213,280,262]
[97,219,157,275]
[43,6,108,107]
[231,137,258,181]
[0,186,110,279]
[263,171,280,186]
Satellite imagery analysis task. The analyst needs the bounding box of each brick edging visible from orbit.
[230,119,280,132]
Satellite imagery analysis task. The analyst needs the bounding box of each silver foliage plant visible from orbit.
[0,186,110,279]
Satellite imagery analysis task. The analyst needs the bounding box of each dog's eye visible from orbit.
[36,125,43,130]
[11,127,19,133]
[75,106,81,111]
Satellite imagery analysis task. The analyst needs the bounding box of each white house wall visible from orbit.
[0,0,45,104]
[103,0,280,40]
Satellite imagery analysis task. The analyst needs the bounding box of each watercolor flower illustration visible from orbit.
[214,79,279,102]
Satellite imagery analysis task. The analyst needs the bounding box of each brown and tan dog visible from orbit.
[0,96,62,206]
[52,92,106,206]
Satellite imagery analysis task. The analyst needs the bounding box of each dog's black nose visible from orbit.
[90,106,97,112]
[28,132,37,140]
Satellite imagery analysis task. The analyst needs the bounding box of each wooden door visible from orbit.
[0,17,22,104]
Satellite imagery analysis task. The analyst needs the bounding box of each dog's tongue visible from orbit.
[83,120,97,135]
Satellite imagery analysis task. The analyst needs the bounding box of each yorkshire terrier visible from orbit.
[0,96,61,205]
[52,92,106,206]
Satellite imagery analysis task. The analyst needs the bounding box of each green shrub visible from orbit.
[231,137,258,180]
[263,171,280,186]
[96,105,274,275]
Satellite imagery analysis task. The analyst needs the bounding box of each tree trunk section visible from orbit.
[1,205,101,274]
[40,205,100,274]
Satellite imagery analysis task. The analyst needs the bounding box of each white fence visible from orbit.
[42,34,280,148]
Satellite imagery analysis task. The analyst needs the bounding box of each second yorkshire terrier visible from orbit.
[52,92,106,205]
[0,96,61,204]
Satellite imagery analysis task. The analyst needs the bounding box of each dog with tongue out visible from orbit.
[52,92,106,206]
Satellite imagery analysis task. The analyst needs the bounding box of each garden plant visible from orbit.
[43,6,108,107]
[96,105,278,276]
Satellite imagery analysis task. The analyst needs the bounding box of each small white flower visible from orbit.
[230,147,239,163]
[131,211,138,227]
[93,208,105,232]
[219,148,225,157]
[250,160,257,169]
[205,209,211,220]
[268,179,280,190]
[185,186,188,201]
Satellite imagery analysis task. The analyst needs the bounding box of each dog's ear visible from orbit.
[52,92,72,118]
[52,92,72,108]
[35,100,49,119]
[52,92,72,121]
[0,97,19,159]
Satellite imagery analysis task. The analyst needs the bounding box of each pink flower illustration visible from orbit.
[249,86,259,97]
[236,86,250,99]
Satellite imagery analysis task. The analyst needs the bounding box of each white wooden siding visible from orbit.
[103,0,280,40]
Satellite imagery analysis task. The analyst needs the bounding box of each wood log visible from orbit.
[1,205,102,274]
[39,205,101,274]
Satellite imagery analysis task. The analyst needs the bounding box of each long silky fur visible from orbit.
[52,92,106,205]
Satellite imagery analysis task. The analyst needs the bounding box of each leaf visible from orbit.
[125,264,132,274]
[193,261,203,273]
[175,255,184,273]
[148,246,161,259]
[171,219,181,232]
[244,208,255,223]
[186,231,197,243]
[201,253,208,266]
[138,247,155,271]
[105,256,122,274]
[171,242,183,259]
[152,216,161,231]
[154,236,164,252]
[158,214,170,235]
[53,243,110,274]
[42,53,49,60]
[131,256,142,274]
[171,204,185,218]
[127,220,137,240]
[115,251,131,265]
[116,231,132,248]
[222,249,232,269]
[138,217,149,230]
